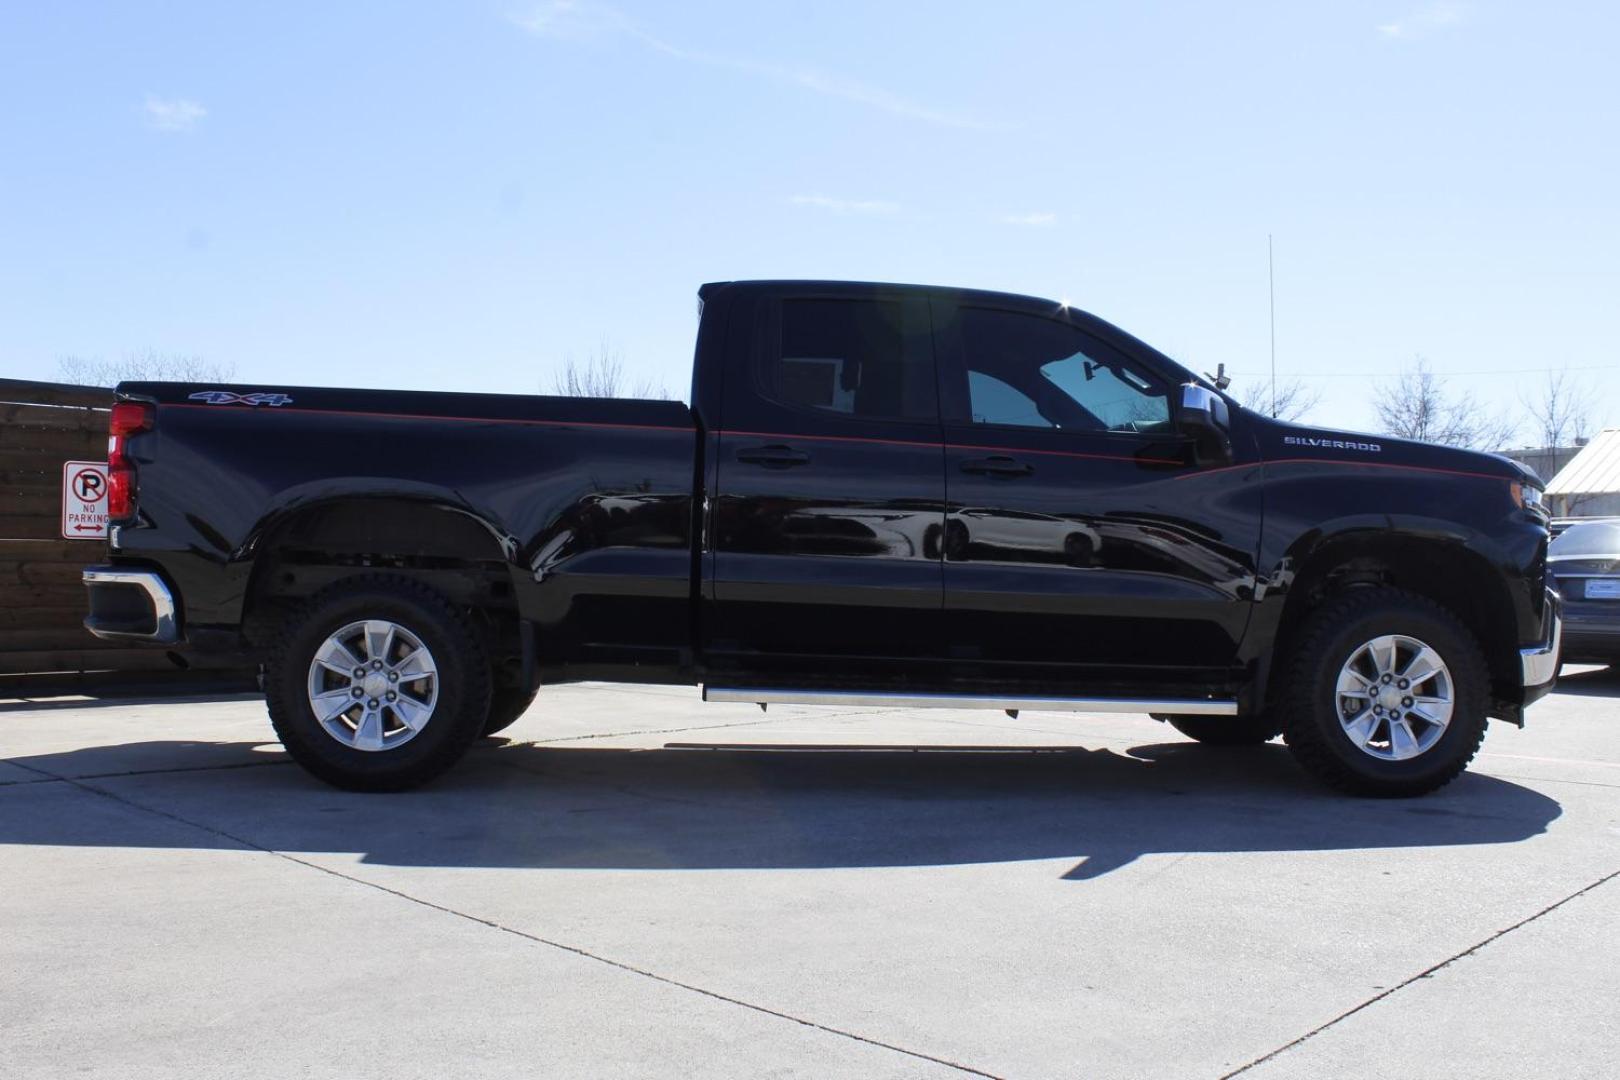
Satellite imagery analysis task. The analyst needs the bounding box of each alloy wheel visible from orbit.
[305,619,439,752]
[1333,633,1454,761]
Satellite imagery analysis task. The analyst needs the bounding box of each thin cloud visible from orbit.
[510,0,628,39]
[143,96,206,132]
[1001,212,1057,227]
[511,2,990,129]
[1378,2,1467,39]
[769,65,987,130]
[790,194,899,216]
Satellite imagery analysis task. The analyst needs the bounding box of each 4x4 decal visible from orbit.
[187,391,294,407]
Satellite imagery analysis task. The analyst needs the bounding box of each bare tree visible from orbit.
[1232,378,1321,423]
[1520,368,1590,449]
[1373,357,1519,450]
[57,350,235,387]
[548,340,670,399]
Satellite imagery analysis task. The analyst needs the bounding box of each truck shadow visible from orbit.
[1,737,1563,880]
[1552,663,1620,697]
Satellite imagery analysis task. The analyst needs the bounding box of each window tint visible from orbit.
[769,299,934,421]
[959,308,1170,432]
[968,371,1051,428]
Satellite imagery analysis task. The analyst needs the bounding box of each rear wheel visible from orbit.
[1164,713,1282,746]
[265,576,491,791]
[1281,587,1488,797]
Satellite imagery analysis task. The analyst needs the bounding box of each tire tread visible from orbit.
[264,574,491,791]
[1281,586,1488,797]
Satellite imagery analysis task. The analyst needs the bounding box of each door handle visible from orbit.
[736,444,811,469]
[960,455,1033,477]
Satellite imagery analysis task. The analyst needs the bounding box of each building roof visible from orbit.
[1546,428,1620,496]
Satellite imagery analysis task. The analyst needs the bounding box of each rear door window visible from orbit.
[765,298,937,422]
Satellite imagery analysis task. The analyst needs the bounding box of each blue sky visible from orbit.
[2,1,1615,439]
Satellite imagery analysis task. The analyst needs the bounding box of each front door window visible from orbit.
[959,307,1172,433]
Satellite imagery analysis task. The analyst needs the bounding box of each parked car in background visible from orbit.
[1550,520,1620,666]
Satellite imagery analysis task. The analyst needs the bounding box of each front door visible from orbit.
[706,287,945,682]
[934,299,1257,688]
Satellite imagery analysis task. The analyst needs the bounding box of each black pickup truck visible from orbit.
[83,280,1562,796]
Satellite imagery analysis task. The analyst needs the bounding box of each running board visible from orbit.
[701,687,1237,716]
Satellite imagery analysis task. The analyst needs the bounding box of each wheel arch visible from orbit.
[1265,523,1520,711]
[240,490,525,678]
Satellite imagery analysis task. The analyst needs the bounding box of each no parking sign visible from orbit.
[61,460,109,539]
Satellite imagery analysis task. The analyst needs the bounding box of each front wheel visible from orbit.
[1281,587,1489,797]
[265,576,492,791]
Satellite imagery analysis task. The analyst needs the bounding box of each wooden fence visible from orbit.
[0,377,184,679]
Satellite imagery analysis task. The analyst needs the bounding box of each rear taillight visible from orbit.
[107,401,154,522]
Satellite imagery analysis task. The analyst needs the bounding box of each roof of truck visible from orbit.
[700,278,1073,308]
[698,280,1202,388]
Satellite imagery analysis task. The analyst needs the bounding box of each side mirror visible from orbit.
[1176,384,1232,464]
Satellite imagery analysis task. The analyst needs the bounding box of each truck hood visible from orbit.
[1257,417,1542,486]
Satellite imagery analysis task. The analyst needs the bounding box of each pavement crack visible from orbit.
[23,762,1005,1080]
[0,757,291,786]
[1483,772,1620,790]
[1217,865,1620,1078]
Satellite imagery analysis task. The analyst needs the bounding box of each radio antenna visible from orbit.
[1269,234,1277,417]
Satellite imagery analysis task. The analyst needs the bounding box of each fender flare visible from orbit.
[1243,513,1521,710]
[235,480,525,621]
[1267,513,1519,595]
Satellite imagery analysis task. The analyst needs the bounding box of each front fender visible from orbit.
[1266,513,1524,595]
[1237,466,1548,709]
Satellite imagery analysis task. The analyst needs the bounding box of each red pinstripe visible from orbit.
[160,404,1513,484]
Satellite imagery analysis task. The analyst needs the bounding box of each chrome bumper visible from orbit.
[82,566,180,644]
[1519,589,1562,689]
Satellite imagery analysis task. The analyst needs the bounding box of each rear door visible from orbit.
[706,285,945,679]
[934,298,1256,686]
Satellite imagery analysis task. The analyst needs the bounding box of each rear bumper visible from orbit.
[1518,587,1562,705]
[82,566,180,644]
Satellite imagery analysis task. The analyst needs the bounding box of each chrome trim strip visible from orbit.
[82,567,180,644]
[702,687,1238,715]
[1520,590,1562,688]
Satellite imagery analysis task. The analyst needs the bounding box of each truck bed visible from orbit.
[114,382,700,674]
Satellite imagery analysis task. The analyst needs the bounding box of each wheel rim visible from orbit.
[305,619,439,752]
[1334,634,1453,762]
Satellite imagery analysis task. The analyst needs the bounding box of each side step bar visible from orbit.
[701,687,1237,716]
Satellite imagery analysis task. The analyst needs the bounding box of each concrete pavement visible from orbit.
[3,668,1617,1078]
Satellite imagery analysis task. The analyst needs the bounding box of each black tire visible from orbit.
[265,575,492,791]
[1164,713,1282,746]
[1281,587,1489,797]
[483,684,539,736]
